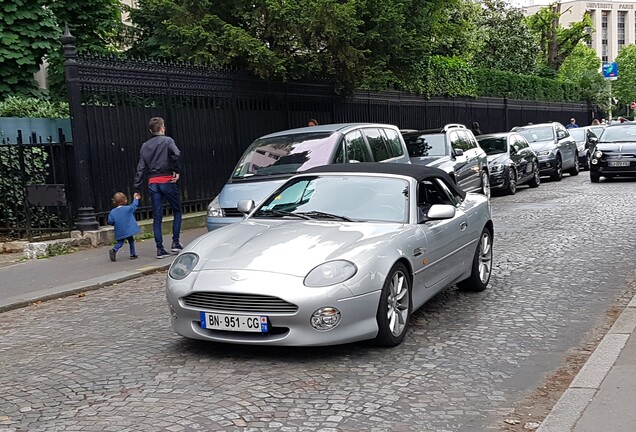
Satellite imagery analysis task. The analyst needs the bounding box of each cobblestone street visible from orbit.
[1,174,635,432]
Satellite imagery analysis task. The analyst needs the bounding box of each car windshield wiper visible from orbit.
[253,210,311,219]
[296,211,353,221]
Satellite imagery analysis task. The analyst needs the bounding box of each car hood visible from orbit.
[597,142,636,152]
[528,140,555,152]
[487,153,508,164]
[218,179,288,208]
[190,220,406,277]
[410,156,453,172]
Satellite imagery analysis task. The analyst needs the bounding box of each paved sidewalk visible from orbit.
[538,293,636,432]
[0,226,207,312]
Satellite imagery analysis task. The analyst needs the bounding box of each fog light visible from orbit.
[310,307,341,331]
[592,159,598,165]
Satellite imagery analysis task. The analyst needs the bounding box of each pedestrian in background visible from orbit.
[471,122,483,136]
[567,118,579,128]
[133,117,183,259]
[592,119,601,125]
[307,118,319,127]
[108,192,140,262]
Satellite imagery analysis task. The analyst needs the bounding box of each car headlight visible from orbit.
[537,150,553,156]
[595,150,603,158]
[490,164,503,172]
[304,260,357,287]
[169,252,199,280]
[207,196,223,218]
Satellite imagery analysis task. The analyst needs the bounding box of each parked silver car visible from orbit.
[168,163,493,347]
[206,123,411,231]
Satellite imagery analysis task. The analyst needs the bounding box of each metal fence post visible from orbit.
[61,25,99,231]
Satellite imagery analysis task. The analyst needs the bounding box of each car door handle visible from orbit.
[460,222,467,231]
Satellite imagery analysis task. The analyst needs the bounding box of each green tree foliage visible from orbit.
[526,2,592,71]
[128,0,450,92]
[613,45,636,105]
[0,0,124,99]
[559,43,609,109]
[428,0,484,61]
[473,0,539,74]
[0,96,69,118]
[0,0,60,98]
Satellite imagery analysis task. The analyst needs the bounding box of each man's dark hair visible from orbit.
[149,117,165,134]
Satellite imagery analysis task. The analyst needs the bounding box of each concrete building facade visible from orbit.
[524,0,636,62]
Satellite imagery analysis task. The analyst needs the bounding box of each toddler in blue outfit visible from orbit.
[108,192,141,261]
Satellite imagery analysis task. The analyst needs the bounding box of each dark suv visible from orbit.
[401,124,490,197]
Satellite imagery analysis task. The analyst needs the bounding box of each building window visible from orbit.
[618,11,626,52]
[602,10,609,62]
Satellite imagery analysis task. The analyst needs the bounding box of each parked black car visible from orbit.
[477,133,541,195]
[401,124,490,197]
[590,124,636,182]
[568,126,600,170]
[511,122,579,181]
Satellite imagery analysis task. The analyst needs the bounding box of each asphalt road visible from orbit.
[1,173,635,431]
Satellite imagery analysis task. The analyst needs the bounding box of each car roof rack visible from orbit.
[442,123,467,132]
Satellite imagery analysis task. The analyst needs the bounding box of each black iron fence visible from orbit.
[0,122,74,241]
[60,29,593,229]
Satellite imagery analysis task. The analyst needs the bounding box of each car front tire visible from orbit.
[550,155,563,181]
[480,170,491,199]
[590,172,600,183]
[374,262,411,347]
[528,161,540,188]
[506,168,517,195]
[458,227,493,292]
[568,154,580,176]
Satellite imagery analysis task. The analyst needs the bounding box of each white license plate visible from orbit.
[608,161,630,167]
[200,312,268,333]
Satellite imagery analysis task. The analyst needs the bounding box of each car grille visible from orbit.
[222,207,243,217]
[182,292,298,313]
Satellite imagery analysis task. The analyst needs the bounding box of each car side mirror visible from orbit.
[425,204,456,220]
[453,148,464,157]
[557,132,566,140]
[237,199,255,215]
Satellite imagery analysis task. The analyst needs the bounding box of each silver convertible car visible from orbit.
[166,163,494,347]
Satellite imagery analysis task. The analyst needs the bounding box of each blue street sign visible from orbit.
[603,62,618,79]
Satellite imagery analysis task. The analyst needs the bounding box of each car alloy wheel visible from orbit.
[458,227,493,292]
[375,262,411,347]
[528,161,540,188]
[585,152,591,170]
[551,156,563,181]
[481,171,491,199]
[506,169,517,195]
[569,154,580,176]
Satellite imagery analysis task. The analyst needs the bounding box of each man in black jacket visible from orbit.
[133,117,183,259]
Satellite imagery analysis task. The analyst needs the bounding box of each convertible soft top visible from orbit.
[304,162,466,199]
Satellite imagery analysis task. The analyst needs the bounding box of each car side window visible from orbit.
[449,131,461,152]
[556,125,569,139]
[460,131,477,149]
[418,179,456,207]
[515,135,529,149]
[363,128,390,161]
[343,131,372,163]
[382,128,405,158]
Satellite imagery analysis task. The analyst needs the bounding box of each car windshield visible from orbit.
[515,126,554,143]
[403,133,447,157]
[598,125,636,143]
[232,132,338,179]
[253,175,410,223]
[478,137,508,155]
[568,129,585,141]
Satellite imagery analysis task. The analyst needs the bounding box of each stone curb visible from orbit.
[536,294,636,432]
[0,263,171,314]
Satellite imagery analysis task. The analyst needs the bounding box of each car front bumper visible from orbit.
[590,160,636,176]
[537,154,557,174]
[167,269,382,346]
[488,168,510,190]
